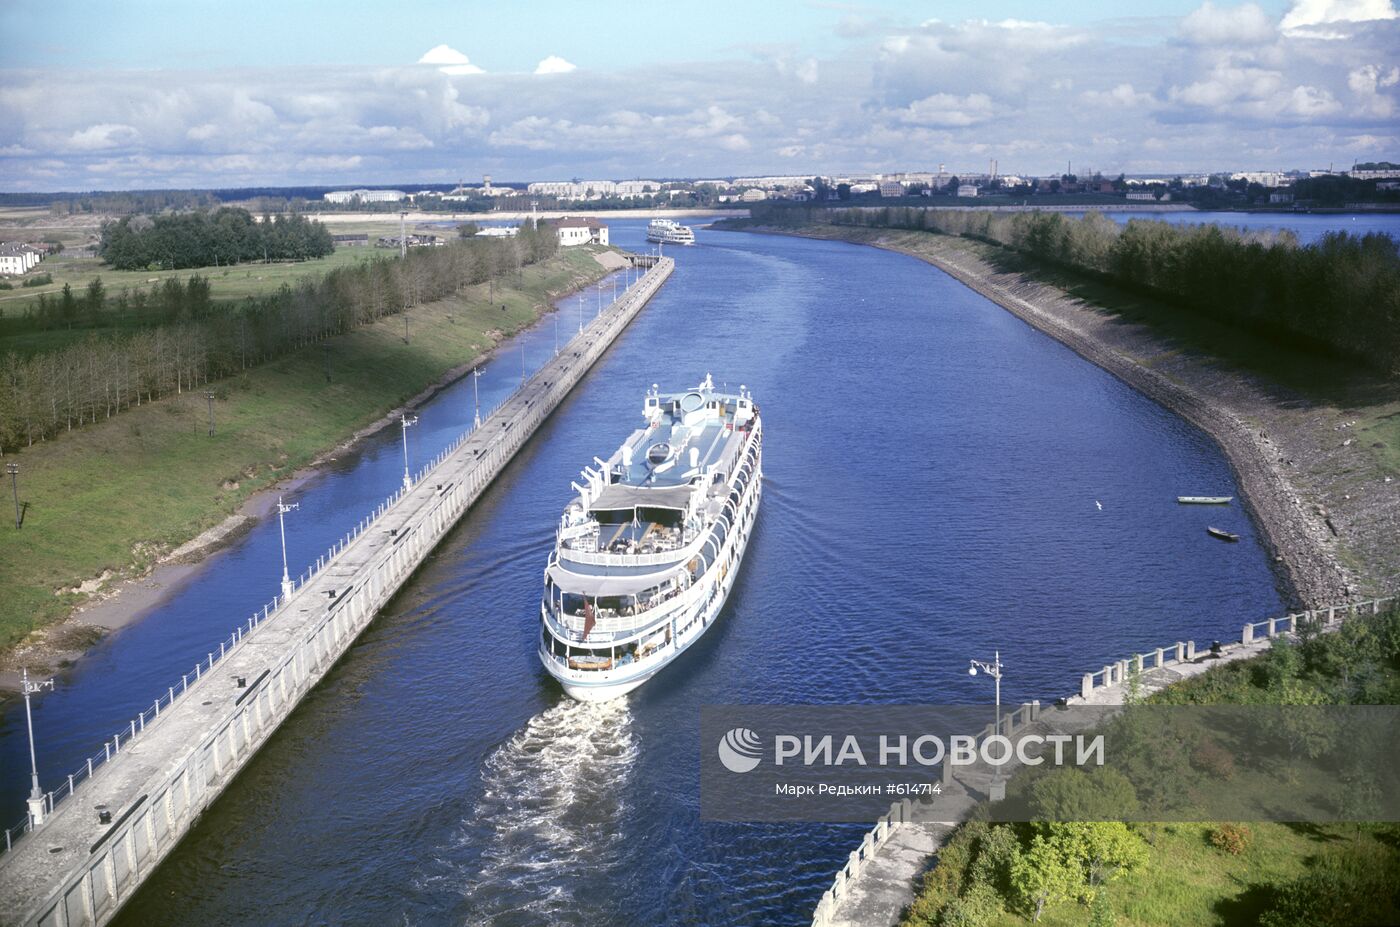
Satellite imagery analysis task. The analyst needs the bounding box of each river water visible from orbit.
[10,213,1387,924]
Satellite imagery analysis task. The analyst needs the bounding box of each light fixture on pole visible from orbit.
[21,667,54,827]
[6,462,18,529]
[204,389,215,436]
[577,293,584,332]
[969,650,1006,798]
[472,368,482,429]
[400,414,419,492]
[276,496,299,599]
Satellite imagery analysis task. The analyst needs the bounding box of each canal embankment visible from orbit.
[0,245,625,688]
[0,257,674,926]
[727,222,1399,607]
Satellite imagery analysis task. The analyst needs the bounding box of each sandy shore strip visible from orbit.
[738,224,1389,608]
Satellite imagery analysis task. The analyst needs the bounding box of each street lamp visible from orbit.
[276,496,299,599]
[21,668,54,827]
[577,292,584,332]
[6,462,18,529]
[400,414,419,492]
[969,651,1006,797]
[204,389,215,437]
[472,368,482,429]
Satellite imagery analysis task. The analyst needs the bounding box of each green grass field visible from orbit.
[971,822,1391,926]
[0,244,615,653]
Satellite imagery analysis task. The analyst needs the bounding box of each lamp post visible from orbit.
[969,651,1005,798]
[21,668,54,827]
[6,462,18,529]
[276,496,298,599]
[577,293,584,332]
[204,389,215,437]
[520,340,526,386]
[472,368,482,429]
[400,414,418,492]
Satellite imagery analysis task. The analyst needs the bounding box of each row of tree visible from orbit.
[0,225,559,450]
[752,204,1400,372]
[98,208,335,270]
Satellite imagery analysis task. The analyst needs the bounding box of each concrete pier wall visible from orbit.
[0,257,674,927]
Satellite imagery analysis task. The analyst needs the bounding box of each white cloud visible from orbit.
[1081,83,1155,107]
[67,123,140,151]
[1280,0,1397,36]
[417,44,485,75]
[534,56,577,75]
[794,58,819,85]
[295,154,364,171]
[1284,84,1342,115]
[1348,63,1400,93]
[892,92,997,127]
[1179,2,1277,44]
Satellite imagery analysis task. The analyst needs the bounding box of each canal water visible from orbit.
[9,214,1382,924]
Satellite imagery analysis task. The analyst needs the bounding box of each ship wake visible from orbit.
[422,698,639,926]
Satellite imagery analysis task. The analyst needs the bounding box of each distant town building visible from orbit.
[324,188,407,204]
[332,233,369,247]
[956,184,978,197]
[0,241,44,274]
[553,217,608,247]
[1125,192,1156,201]
[878,181,904,198]
[525,180,660,200]
[476,226,519,238]
[738,188,768,202]
[376,233,443,249]
[1269,192,1295,204]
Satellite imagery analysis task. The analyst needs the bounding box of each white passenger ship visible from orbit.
[646,218,697,245]
[539,376,762,700]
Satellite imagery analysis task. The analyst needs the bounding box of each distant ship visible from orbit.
[539,376,762,700]
[646,218,696,245]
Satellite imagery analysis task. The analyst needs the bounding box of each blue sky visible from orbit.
[1,0,1395,189]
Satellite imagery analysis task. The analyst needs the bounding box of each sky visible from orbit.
[0,0,1396,191]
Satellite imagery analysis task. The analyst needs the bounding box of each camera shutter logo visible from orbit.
[717,728,763,773]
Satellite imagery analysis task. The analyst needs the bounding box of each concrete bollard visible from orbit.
[1268,617,1277,637]
[1030,699,1041,721]
[1082,673,1093,698]
[890,800,903,825]
[901,797,913,822]
[1155,647,1165,668]
[1242,623,1254,644]
[1187,640,1197,660]
[1133,654,1143,675]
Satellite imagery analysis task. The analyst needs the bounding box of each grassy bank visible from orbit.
[0,244,615,654]
[898,603,1400,927]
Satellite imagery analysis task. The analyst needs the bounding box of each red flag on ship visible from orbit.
[582,597,596,641]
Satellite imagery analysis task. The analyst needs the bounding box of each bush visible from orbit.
[21,272,52,287]
[939,881,1004,927]
[1259,842,1400,926]
[1189,739,1236,780]
[1208,823,1252,855]
[0,280,11,290]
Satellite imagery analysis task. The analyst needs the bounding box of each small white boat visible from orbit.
[1178,496,1233,505]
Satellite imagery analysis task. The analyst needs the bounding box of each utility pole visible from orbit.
[204,389,215,436]
[6,462,18,529]
[520,340,526,385]
[472,368,482,429]
[577,293,584,332]
[277,496,298,600]
[21,668,54,827]
[969,651,1006,799]
[399,211,408,259]
[400,414,418,492]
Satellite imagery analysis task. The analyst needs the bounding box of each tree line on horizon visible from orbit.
[751,203,1400,373]
[98,208,335,270]
[0,225,559,451]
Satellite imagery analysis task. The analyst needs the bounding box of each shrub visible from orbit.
[21,272,52,287]
[1209,823,1252,855]
[1259,842,1400,926]
[1190,739,1236,780]
[939,881,1004,927]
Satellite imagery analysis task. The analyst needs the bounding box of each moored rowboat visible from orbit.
[1207,526,1240,542]
[1178,496,1233,504]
